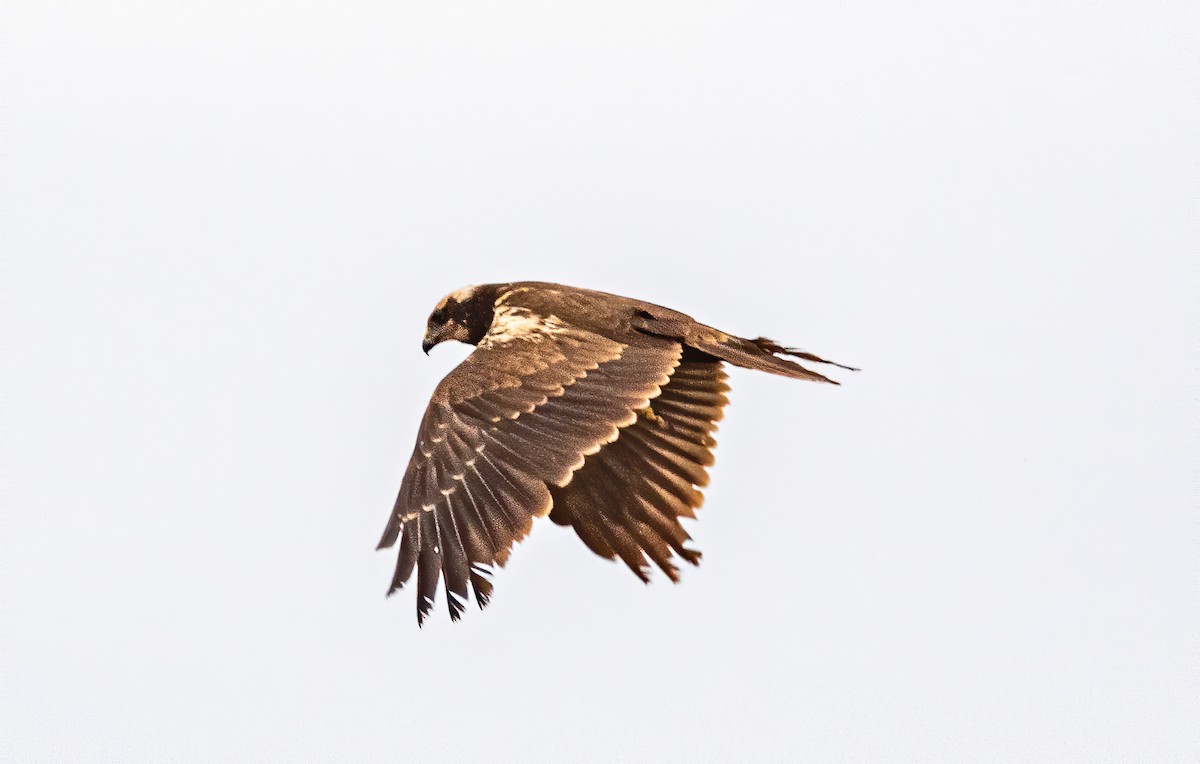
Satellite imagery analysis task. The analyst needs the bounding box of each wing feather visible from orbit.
[437,494,472,622]
[415,512,442,624]
[576,471,652,582]
[549,352,730,584]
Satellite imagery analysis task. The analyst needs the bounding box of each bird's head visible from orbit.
[422,285,496,354]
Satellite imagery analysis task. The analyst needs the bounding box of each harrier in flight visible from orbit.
[379,282,855,623]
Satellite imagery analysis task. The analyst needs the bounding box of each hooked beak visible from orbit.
[421,335,435,355]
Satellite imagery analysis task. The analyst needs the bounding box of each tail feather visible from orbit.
[630,307,858,383]
[748,337,861,372]
[690,337,845,383]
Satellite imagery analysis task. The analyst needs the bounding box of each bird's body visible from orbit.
[380,281,854,623]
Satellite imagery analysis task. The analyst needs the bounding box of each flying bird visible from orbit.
[379,281,855,624]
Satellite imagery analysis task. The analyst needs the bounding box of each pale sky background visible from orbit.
[3,2,1198,762]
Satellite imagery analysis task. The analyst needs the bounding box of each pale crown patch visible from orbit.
[448,285,479,303]
[435,285,481,312]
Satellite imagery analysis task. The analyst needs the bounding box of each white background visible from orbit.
[4,2,1198,761]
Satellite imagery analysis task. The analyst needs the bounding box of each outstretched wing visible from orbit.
[379,307,683,624]
[549,350,730,581]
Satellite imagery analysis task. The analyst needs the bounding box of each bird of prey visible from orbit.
[379,281,855,624]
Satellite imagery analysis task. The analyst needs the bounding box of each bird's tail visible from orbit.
[688,335,858,384]
[630,308,858,384]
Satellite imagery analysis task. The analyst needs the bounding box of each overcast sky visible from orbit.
[4,2,1198,762]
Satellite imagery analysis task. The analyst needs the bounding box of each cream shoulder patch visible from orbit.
[479,305,567,349]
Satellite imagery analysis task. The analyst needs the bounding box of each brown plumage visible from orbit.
[379,281,856,624]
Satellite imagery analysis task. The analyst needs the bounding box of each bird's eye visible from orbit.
[431,308,447,323]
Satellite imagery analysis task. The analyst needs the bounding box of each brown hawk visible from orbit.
[379,282,855,623]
